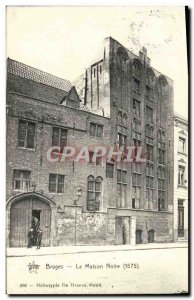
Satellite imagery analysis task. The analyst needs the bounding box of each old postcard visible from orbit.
[6,6,189,294]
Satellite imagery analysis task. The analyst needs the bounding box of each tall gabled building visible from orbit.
[6,37,174,248]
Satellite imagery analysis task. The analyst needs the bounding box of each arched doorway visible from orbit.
[136,230,142,244]
[8,193,54,247]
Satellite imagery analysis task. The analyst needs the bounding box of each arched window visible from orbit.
[87,176,102,212]
[118,111,122,124]
[158,75,168,86]
[146,124,154,137]
[148,230,155,243]
[132,59,142,79]
[133,118,141,132]
[136,230,143,244]
[117,47,128,72]
[117,47,128,61]
[123,114,127,127]
[146,67,155,87]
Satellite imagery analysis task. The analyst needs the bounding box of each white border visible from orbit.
[0,1,192,299]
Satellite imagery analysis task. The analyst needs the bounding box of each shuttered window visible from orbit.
[18,120,35,149]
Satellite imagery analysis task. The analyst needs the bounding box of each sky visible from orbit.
[6,6,188,118]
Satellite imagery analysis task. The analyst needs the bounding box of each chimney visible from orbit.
[139,47,150,66]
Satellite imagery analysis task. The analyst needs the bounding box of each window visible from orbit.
[49,174,65,193]
[87,176,102,211]
[13,170,31,191]
[146,144,154,161]
[132,198,140,209]
[132,187,141,208]
[178,166,185,186]
[158,129,165,142]
[117,168,127,208]
[52,127,67,153]
[133,118,141,132]
[118,133,127,148]
[145,85,153,100]
[158,166,165,188]
[133,138,141,147]
[118,111,122,124]
[89,151,102,166]
[179,137,186,153]
[132,173,141,186]
[133,78,141,93]
[133,99,141,117]
[18,120,35,149]
[133,59,142,79]
[158,148,165,164]
[146,68,155,87]
[117,169,127,184]
[146,188,154,210]
[106,163,114,178]
[132,162,142,174]
[146,163,154,210]
[146,106,153,123]
[90,123,103,138]
[158,129,165,150]
[146,176,154,188]
[123,114,127,127]
[146,164,154,176]
[146,124,154,138]
[158,190,165,211]
[132,162,141,208]
[178,199,184,206]
[158,166,165,211]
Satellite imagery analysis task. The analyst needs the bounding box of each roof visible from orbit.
[79,103,91,111]
[7,58,72,92]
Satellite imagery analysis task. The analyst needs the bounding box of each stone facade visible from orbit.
[173,115,188,241]
[6,37,174,247]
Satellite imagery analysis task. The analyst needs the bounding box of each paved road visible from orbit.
[7,246,188,294]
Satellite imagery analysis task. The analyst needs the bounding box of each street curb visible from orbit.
[7,243,188,258]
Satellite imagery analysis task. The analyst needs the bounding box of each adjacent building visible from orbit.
[6,37,174,247]
[173,114,188,241]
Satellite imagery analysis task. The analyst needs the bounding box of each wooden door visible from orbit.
[10,196,51,247]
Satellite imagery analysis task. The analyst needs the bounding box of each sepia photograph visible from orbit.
[5,5,189,295]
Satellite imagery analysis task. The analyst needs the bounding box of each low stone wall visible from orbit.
[55,206,174,246]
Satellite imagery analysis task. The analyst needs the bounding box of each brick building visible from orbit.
[6,37,174,248]
[173,114,188,241]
